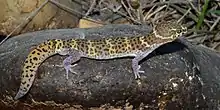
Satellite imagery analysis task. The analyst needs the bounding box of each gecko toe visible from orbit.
[139,70,145,73]
[138,65,145,73]
[69,64,78,74]
[134,73,141,79]
[64,64,78,79]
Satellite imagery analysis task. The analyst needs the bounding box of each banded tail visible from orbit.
[14,39,65,99]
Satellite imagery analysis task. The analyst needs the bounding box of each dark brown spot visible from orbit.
[94,49,98,53]
[33,57,38,61]
[32,51,36,54]
[26,84,30,87]
[26,66,31,69]
[150,39,154,42]
[23,87,27,92]
[30,69,34,72]
[22,81,26,84]
[104,48,109,51]
[67,39,71,42]
[42,48,47,52]
[110,50,114,54]
[28,79,31,81]
[48,42,52,45]
[22,75,24,78]
[90,43,94,47]
[98,46,102,50]
[81,43,84,47]
[57,46,60,50]
[128,46,131,50]
[132,46,136,50]
[54,40,57,44]
[37,53,40,55]
[30,74,33,77]
[25,60,28,63]
[118,45,121,48]
[36,48,42,52]
[25,74,29,77]
[30,59,33,64]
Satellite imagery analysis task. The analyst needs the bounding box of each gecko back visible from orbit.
[14,39,64,99]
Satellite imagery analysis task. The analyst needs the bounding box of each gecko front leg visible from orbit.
[132,45,163,79]
[59,49,82,79]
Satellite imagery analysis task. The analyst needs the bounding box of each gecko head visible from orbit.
[153,20,187,40]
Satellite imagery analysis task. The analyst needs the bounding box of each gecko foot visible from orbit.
[133,65,145,79]
[64,64,78,79]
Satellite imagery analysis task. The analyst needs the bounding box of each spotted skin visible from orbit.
[14,20,187,99]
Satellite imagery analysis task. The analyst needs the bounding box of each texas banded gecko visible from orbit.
[14,20,187,99]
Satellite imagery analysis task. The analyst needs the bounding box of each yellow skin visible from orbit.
[14,20,187,99]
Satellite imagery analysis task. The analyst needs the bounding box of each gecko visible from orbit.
[14,20,187,100]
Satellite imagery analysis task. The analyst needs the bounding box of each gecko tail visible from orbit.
[14,39,64,100]
[14,88,27,100]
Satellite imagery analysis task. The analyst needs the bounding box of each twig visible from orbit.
[170,4,197,22]
[126,0,139,21]
[178,8,191,23]
[143,1,188,8]
[144,5,156,21]
[49,0,106,25]
[137,0,144,23]
[102,2,141,24]
[121,0,136,22]
[0,0,49,46]
[187,33,207,39]
[212,42,220,50]
[200,16,220,43]
[85,0,97,16]
[209,17,220,31]
[187,0,199,14]
[147,5,167,22]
